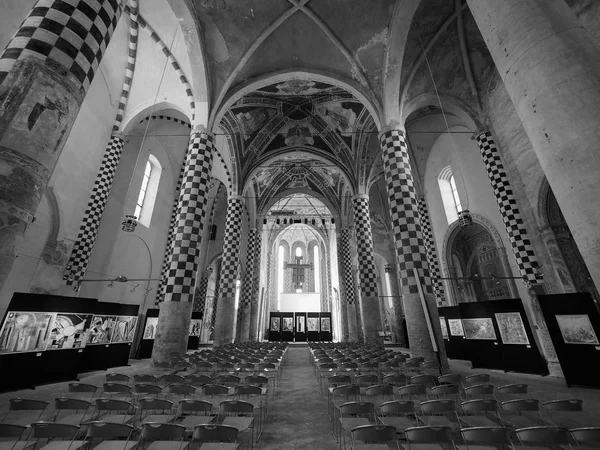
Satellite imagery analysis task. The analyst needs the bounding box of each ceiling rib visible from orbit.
[208,0,310,127]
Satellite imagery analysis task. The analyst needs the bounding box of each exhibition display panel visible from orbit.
[269,311,332,342]
[138,309,202,359]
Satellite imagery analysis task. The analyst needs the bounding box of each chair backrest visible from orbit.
[542,399,583,412]
[501,398,539,412]
[404,426,453,444]
[234,385,262,396]
[95,399,133,412]
[219,400,254,414]
[515,426,571,445]
[365,384,394,397]
[216,375,241,385]
[106,374,130,383]
[438,374,462,385]
[167,384,195,395]
[461,426,512,444]
[464,373,491,386]
[85,421,134,439]
[194,362,214,370]
[339,401,376,416]
[30,422,80,439]
[351,425,397,443]
[179,399,212,414]
[464,384,495,396]
[68,383,98,394]
[383,374,407,386]
[103,383,131,394]
[201,384,229,396]
[317,362,337,372]
[570,427,600,445]
[420,399,456,415]
[9,398,49,411]
[379,400,415,415]
[496,383,528,395]
[133,375,158,383]
[411,374,437,386]
[398,384,427,396]
[0,423,26,438]
[138,398,173,411]
[461,399,498,414]
[332,385,360,398]
[245,375,268,386]
[192,424,238,443]
[140,423,186,441]
[54,398,91,411]
[160,374,185,384]
[430,384,460,396]
[133,383,163,395]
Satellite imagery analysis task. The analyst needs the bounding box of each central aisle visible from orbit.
[260,345,339,450]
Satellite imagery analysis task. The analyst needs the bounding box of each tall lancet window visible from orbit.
[134,155,161,227]
[278,245,284,310]
[313,246,320,293]
[438,165,462,224]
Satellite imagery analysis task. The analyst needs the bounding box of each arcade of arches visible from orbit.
[1,0,600,379]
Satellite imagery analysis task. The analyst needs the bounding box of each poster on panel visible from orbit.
[495,312,529,345]
[463,318,497,340]
[46,313,93,350]
[448,319,465,337]
[439,317,449,339]
[143,317,158,340]
[556,314,599,345]
[0,311,55,353]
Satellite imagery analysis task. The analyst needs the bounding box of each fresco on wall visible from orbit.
[235,107,276,142]
[257,79,333,96]
[0,311,55,353]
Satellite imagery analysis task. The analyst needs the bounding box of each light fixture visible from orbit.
[458,210,473,227]
[384,264,394,274]
[121,214,138,232]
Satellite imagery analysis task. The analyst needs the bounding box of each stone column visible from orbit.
[336,238,350,342]
[0,0,122,292]
[152,129,214,364]
[340,229,358,341]
[352,194,384,346]
[467,0,600,291]
[64,134,124,284]
[213,195,244,346]
[380,128,448,367]
[417,199,445,302]
[239,228,257,341]
[249,230,262,341]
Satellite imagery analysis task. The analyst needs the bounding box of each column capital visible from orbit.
[111,131,124,140]
[378,123,406,140]
[352,193,369,201]
[472,129,492,141]
[192,125,212,136]
[229,194,245,203]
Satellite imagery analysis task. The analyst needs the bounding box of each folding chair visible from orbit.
[402,426,455,450]
[84,422,136,450]
[418,400,459,430]
[463,374,491,389]
[67,383,98,401]
[219,401,255,450]
[330,385,361,424]
[51,399,91,426]
[429,384,461,403]
[200,385,230,410]
[570,427,600,449]
[138,398,175,425]
[216,375,241,388]
[0,423,29,450]
[233,386,265,440]
[350,424,399,450]
[515,426,572,450]
[463,384,495,400]
[542,399,585,428]
[420,360,441,377]
[28,422,86,450]
[178,400,214,431]
[495,384,529,403]
[164,384,196,402]
[194,362,215,377]
[458,426,513,450]
[317,363,339,394]
[186,375,214,388]
[132,384,163,403]
[106,374,130,384]
[460,399,502,428]
[397,384,428,404]
[438,374,462,386]
[500,399,548,429]
[383,374,408,388]
[411,374,437,389]
[133,375,158,384]
[337,402,376,450]
[159,375,186,387]
[192,424,239,450]
[257,364,278,392]
[354,375,379,395]
[93,399,135,424]
[363,385,394,410]
[377,400,417,436]
[139,423,188,450]
[3,399,50,426]
[102,384,131,401]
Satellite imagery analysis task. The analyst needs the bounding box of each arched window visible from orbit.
[278,245,284,310]
[134,155,161,227]
[313,245,320,293]
[438,166,462,224]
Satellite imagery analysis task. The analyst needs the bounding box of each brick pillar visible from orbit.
[417,198,445,301]
[64,134,124,284]
[352,195,383,346]
[380,127,448,367]
[213,195,244,346]
[0,0,122,292]
[340,228,358,341]
[151,129,213,364]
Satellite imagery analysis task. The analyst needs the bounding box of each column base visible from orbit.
[213,296,236,346]
[239,304,251,341]
[151,301,192,365]
[347,304,359,341]
[361,295,384,347]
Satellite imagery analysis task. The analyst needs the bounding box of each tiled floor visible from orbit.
[1,345,600,449]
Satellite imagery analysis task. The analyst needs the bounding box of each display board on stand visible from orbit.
[268,311,331,342]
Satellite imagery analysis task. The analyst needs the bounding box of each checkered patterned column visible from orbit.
[340,228,358,340]
[213,196,244,345]
[64,134,124,284]
[193,276,209,313]
[381,128,448,364]
[352,195,379,299]
[475,131,539,285]
[238,228,256,341]
[0,0,122,91]
[417,198,445,301]
[249,230,262,340]
[380,129,433,294]
[162,130,214,302]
